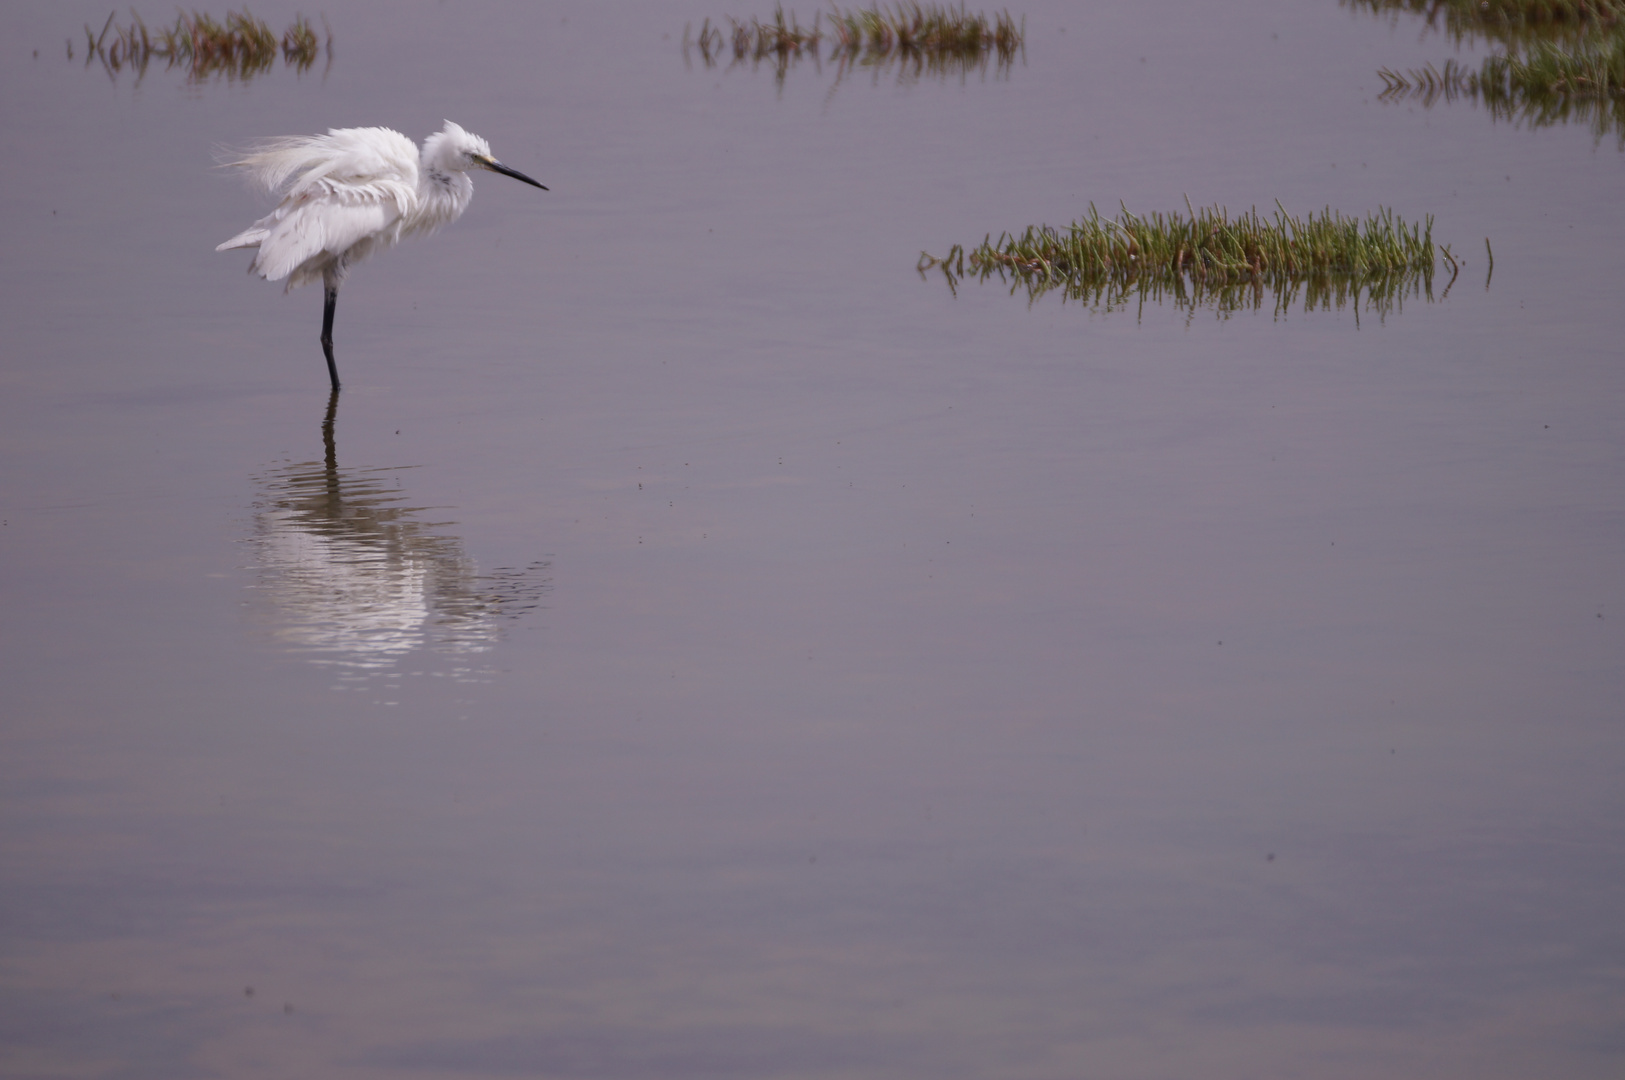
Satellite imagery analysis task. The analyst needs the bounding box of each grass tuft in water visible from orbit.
[684,4,1023,82]
[1378,35,1625,143]
[77,9,331,82]
[823,2,1022,55]
[1345,0,1623,47]
[919,202,1457,321]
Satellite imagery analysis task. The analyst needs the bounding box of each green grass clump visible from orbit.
[920,202,1456,321]
[1384,36,1625,97]
[685,4,1022,82]
[1345,0,1623,47]
[78,9,330,82]
[824,2,1022,54]
[1379,36,1625,143]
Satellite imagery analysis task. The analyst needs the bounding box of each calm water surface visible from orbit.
[2,2,1622,1077]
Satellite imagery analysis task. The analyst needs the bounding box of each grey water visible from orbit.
[2,1,1622,1077]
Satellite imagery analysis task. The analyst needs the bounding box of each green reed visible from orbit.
[78,9,329,82]
[919,202,1457,321]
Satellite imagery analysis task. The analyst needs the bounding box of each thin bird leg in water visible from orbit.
[320,285,340,391]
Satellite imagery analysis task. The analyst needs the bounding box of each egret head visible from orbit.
[424,120,547,189]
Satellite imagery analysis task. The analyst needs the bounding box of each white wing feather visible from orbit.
[215,128,422,288]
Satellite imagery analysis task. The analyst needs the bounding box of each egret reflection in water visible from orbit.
[243,393,548,686]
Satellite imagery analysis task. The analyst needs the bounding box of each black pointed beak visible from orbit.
[477,155,547,190]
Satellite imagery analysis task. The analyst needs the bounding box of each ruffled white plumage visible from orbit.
[216,125,458,290]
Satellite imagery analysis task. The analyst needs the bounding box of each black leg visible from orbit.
[321,285,341,391]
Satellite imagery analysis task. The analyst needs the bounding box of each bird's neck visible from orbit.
[408,163,473,233]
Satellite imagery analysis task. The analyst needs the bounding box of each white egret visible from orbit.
[216,121,546,390]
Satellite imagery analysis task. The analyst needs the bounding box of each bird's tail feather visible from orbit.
[215,227,268,252]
